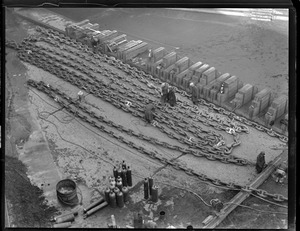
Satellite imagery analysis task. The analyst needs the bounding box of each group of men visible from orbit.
[160,82,177,106]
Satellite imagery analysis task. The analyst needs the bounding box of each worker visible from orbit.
[167,86,177,107]
[189,82,198,104]
[256,151,266,174]
[78,91,84,102]
[160,83,169,105]
[274,161,287,183]
[145,104,156,123]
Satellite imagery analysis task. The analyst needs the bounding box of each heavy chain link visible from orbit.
[28,79,287,202]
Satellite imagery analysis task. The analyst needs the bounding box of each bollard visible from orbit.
[144,178,149,199]
[127,166,132,187]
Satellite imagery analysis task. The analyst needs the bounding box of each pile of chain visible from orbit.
[27,79,287,203]
[12,40,249,158]
[18,44,249,164]
[6,30,289,144]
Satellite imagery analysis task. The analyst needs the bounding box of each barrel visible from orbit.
[104,188,110,204]
[113,166,118,178]
[148,177,153,196]
[122,168,128,187]
[144,178,149,199]
[117,191,124,208]
[109,192,117,208]
[122,186,129,203]
[127,166,132,187]
[151,185,158,202]
[84,198,105,213]
[56,179,79,206]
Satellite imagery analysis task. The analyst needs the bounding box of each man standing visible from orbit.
[189,82,198,105]
[160,83,169,105]
[256,151,266,174]
[167,86,177,107]
[145,104,156,123]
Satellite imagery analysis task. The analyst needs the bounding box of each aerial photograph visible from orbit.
[5,7,292,229]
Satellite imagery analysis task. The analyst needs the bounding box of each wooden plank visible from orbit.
[203,151,287,228]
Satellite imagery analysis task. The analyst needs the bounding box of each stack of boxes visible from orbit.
[265,95,288,126]
[117,40,142,59]
[122,41,149,61]
[248,88,272,119]
[200,67,218,100]
[167,57,190,84]
[146,47,166,74]
[216,75,241,105]
[158,52,177,81]
[175,61,203,88]
[231,84,258,109]
[209,73,231,104]
[105,34,127,53]
[191,64,210,95]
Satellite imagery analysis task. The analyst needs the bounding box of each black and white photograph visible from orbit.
[4,4,295,229]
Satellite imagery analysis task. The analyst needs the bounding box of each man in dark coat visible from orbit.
[256,151,266,173]
[145,104,156,123]
[167,87,177,106]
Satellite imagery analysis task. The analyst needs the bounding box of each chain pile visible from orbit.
[4,29,288,202]
[27,79,287,202]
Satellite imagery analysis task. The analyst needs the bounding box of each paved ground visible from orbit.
[5,8,289,229]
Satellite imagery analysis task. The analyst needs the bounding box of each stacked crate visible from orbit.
[231,84,257,109]
[248,88,272,119]
[159,52,177,81]
[146,47,166,73]
[192,64,210,96]
[210,73,231,105]
[117,40,142,59]
[168,57,190,83]
[122,42,148,61]
[105,34,127,52]
[175,61,202,88]
[216,76,240,105]
[199,67,217,86]
[203,79,218,101]
[265,95,288,126]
